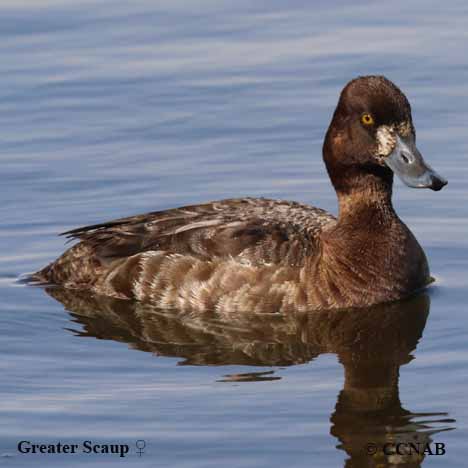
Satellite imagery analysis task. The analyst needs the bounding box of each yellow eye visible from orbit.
[361,113,374,126]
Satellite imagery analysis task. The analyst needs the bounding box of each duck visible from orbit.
[31,76,447,313]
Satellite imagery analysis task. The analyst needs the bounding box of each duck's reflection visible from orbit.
[46,287,454,467]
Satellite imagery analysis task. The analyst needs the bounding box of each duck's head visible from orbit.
[323,76,447,195]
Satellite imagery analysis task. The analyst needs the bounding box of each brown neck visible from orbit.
[322,125,397,227]
[311,171,420,309]
[336,174,397,228]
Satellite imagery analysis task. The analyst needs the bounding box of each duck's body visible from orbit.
[32,76,446,312]
[36,196,428,312]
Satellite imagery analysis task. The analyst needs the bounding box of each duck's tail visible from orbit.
[30,242,105,289]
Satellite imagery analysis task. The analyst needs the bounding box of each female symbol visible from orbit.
[135,440,146,456]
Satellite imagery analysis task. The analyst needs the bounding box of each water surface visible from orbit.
[1,1,467,467]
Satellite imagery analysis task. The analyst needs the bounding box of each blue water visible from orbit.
[1,1,467,466]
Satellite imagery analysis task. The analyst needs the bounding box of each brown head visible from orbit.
[323,76,447,198]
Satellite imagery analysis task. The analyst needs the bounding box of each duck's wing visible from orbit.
[63,198,335,267]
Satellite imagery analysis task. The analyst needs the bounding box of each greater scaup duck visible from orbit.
[32,76,447,312]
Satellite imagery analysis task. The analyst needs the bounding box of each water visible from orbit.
[1,1,467,466]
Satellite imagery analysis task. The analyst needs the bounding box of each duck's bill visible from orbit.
[384,135,447,191]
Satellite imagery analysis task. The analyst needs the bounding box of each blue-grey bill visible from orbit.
[384,135,447,191]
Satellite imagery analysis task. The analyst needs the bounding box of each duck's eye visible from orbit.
[361,113,374,126]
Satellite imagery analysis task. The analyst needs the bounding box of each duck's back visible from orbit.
[35,198,336,311]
